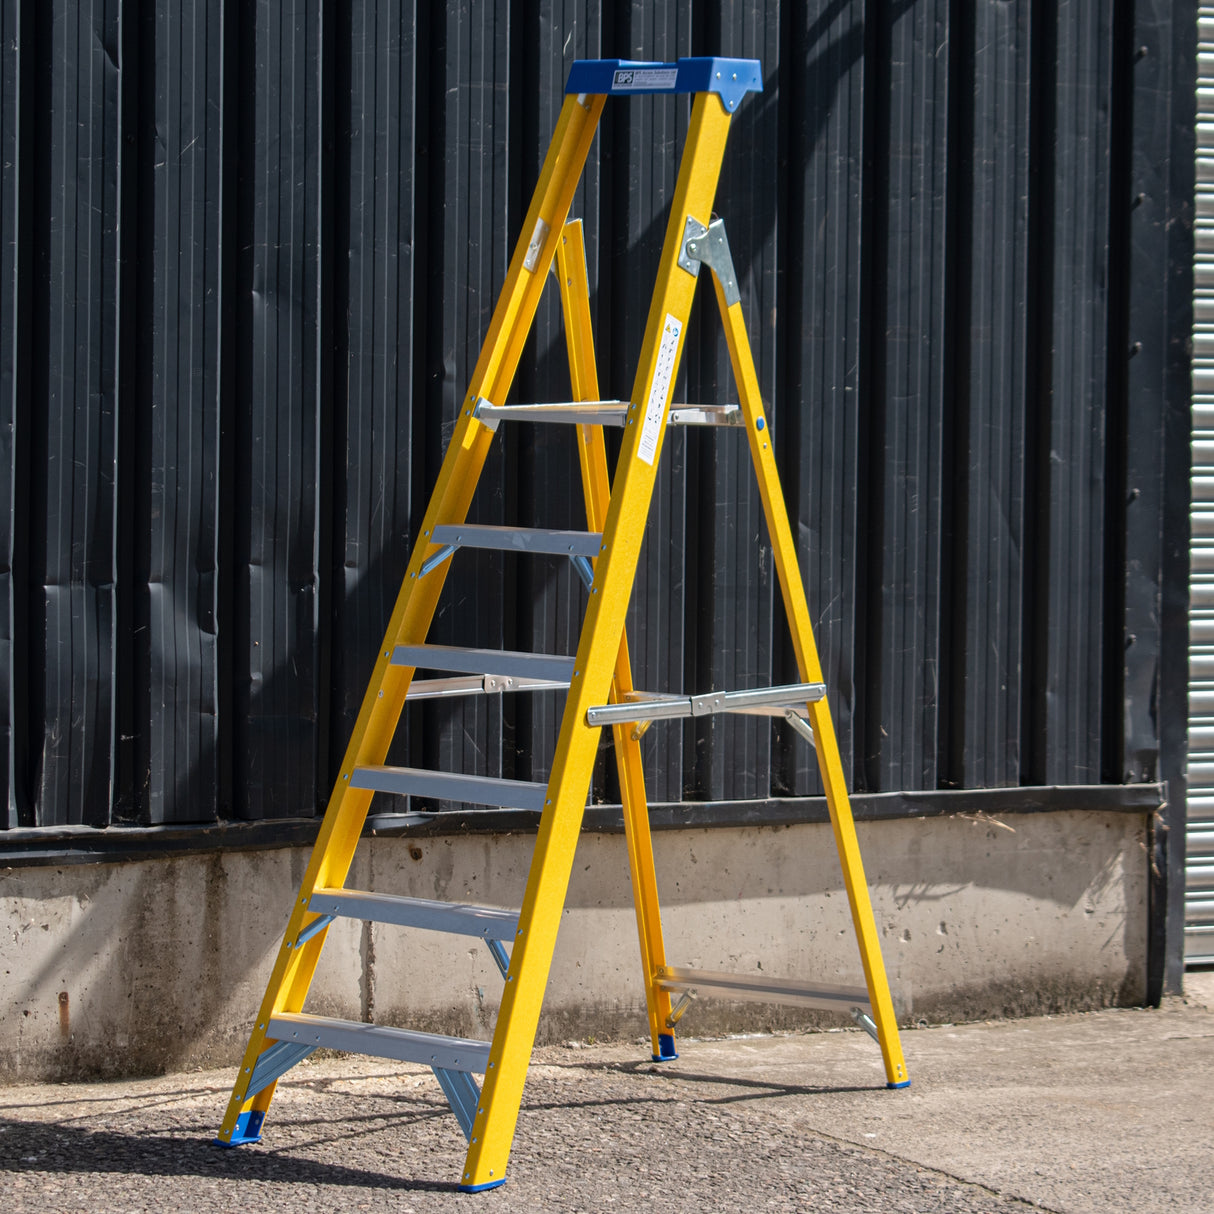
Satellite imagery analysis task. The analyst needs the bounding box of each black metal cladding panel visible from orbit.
[687,0,780,804]
[949,0,1031,788]
[234,0,326,819]
[513,2,603,792]
[0,1,1187,833]
[1123,0,1193,799]
[424,0,513,806]
[1036,0,1112,785]
[33,1,121,826]
[125,0,225,824]
[330,0,422,779]
[778,0,866,798]
[863,0,949,793]
[0,0,21,827]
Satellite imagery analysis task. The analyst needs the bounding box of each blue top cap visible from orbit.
[565,57,762,112]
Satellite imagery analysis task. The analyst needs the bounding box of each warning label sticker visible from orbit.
[637,314,682,466]
[613,68,679,91]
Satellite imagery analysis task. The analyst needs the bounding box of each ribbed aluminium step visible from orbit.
[418,523,604,577]
[654,966,872,1013]
[430,523,602,557]
[351,765,549,811]
[309,888,519,939]
[586,682,827,726]
[267,1013,490,1072]
[393,644,576,685]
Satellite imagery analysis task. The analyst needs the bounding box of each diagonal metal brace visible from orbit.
[434,1066,482,1140]
[245,1039,318,1099]
[677,216,741,307]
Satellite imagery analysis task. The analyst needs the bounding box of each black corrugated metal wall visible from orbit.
[0,0,1193,880]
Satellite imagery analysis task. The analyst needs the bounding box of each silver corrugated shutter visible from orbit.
[1190,11,1214,963]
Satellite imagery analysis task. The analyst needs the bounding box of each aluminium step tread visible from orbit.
[393,644,575,684]
[267,1012,490,1073]
[351,765,549,811]
[309,887,520,939]
[430,523,602,556]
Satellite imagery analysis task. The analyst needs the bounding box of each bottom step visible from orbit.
[267,1012,491,1073]
[654,966,872,1013]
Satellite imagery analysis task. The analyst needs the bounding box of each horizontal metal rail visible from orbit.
[406,674,568,700]
[654,966,872,1013]
[586,682,826,727]
[473,397,743,430]
[666,403,743,427]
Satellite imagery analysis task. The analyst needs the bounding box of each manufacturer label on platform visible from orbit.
[613,68,679,91]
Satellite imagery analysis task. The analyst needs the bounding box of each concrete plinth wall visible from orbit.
[0,810,1147,1083]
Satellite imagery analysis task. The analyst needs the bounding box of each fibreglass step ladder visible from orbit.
[215,57,909,1192]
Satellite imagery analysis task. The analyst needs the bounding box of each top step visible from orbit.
[565,58,762,113]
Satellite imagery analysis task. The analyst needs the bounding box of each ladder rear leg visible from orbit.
[556,221,675,1060]
[707,266,909,1088]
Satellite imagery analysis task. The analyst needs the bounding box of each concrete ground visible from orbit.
[2,975,1212,1213]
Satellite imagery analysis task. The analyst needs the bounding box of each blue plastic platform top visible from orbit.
[565,57,762,112]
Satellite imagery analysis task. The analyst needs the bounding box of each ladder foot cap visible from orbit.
[886,1080,911,1090]
[652,1033,678,1061]
[460,1179,508,1193]
[214,1110,265,1146]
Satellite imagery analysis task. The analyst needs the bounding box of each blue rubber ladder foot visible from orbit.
[460,1178,508,1192]
[213,1109,265,1147]
[887,1080,911,1090]
[651,1033,678,1062]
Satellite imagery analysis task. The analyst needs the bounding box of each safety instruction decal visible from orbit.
[637,314,681,466]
